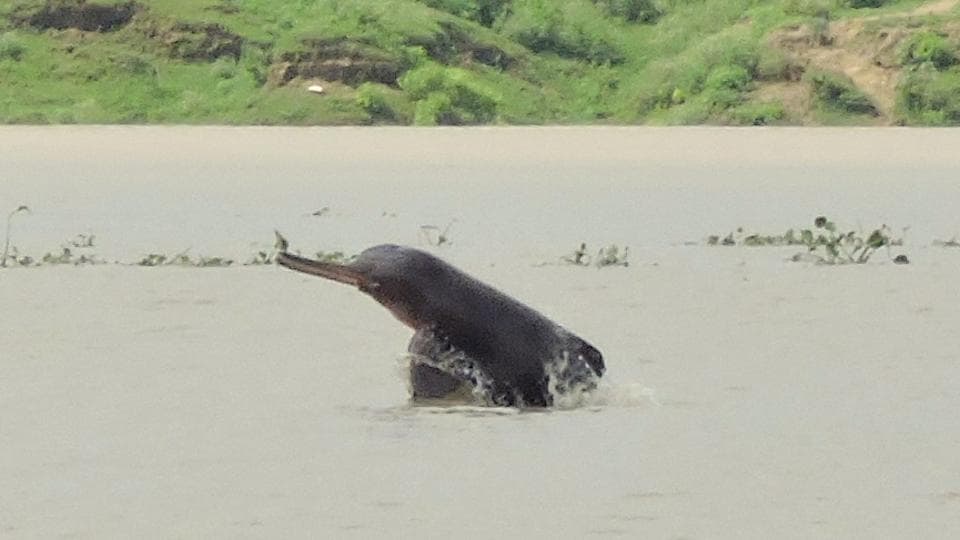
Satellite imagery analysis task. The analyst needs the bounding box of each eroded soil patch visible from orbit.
[271,38,407,87]
[143,21,243,61]
[408,21,513,69]
[17,0,139,32]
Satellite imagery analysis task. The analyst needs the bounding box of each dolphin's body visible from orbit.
[277,244,604,407]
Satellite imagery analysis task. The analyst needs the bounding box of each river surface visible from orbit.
[1,127,960,539]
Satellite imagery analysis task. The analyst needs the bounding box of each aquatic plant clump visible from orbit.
[558,243,629,267]
[933,237,960,248]
[708,216,910,265]
[419,221,457,247]
[1,205,30,268]
[791,217,905,264]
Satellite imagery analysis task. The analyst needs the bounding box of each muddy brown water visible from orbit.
[2,127,960,538]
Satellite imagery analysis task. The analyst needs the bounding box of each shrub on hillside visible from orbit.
[624,30,761,120]
[783,0,832,17]
[731,102,786,125]
[0,32,27,62]
[898,31,957,71]
[418,0,511,27]
[210,56,238,79]
[808,70,878,115]
[356,82,413,123]
[897,65,960,125]
[844,0,888,7]
[498,0,625,64]
[704,64,751,92]
[756,47,800,81]
[357,83,397,121]
[594,0,663,24]
[399,64,498,124]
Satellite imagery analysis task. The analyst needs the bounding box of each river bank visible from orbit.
[1,0,959,126]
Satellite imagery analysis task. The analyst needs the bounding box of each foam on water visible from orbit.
[393,351,657,410]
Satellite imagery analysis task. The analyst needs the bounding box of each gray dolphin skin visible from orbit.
[276,241,605,407]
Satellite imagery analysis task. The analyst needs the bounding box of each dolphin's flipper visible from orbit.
[407,328,485,401]
[409,362,467,398]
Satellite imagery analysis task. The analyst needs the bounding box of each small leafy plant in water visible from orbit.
[933,236,960,248]
[274,230,356,263]
[791,216,907,264]
[245,250,275,265]
[137,253,169,266]
[560,243,629,267]
[136,250,234,267]
[594,245,630,267]
[420,221,455,247]
[707,227,808,247]
[1,205,30,268]
[708,216,909,265]
[40,233,106,266]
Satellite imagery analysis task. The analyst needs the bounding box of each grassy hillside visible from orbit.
[1,0,959,125]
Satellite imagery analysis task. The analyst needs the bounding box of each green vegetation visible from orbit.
[845,0,890,8]
[808,70,878,116]
[708,216,910,265]
[897,66,960,124]
[933,236,960,247]
[557,243,629,267]
[899,30,957,69]
[420,222,455,246]
[399,64,498,124]
[896,31,960,124]
[136,252,235,267]
[1,205,30,268]
[1,0,959,124]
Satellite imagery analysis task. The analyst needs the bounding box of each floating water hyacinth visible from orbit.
[708,216,910,265]
[933,236,960,248]
[559,243,629,267]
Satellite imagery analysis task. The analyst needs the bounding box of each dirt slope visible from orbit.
[762,0,959,123]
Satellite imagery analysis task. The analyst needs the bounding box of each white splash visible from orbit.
[394,346,656,410]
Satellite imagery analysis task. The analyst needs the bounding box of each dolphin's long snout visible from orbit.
[276,251,367,287]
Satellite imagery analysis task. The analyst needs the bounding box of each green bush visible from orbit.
[701,87,742,110]
[356,82,413,123]
[418,0,511,27]
[210,57,238,79]
[112,53,154,76]
[357,82,394,120]
[897,66,960,125]
[0,32,27,62]
[844,0,887,7]
[705,64,751,92]
[755,47,795,81]
[808,71,877,115]
[783,0,832,17]
[498,0,625,64]
[413,92,455,125]
[400,64,498,125]
[400,63,449,98]
[731,101,786,125]
[622,30,761,120]
[241,46,270,86]
[898,31,957,71]
[594,0,663,23]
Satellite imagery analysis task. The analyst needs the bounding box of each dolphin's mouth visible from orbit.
[277,246,424,328]
[276,251,368,288]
